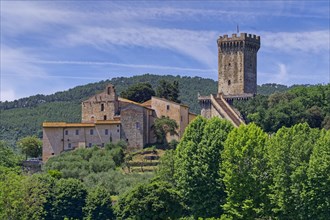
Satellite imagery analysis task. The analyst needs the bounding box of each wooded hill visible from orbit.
[0,73,318,146]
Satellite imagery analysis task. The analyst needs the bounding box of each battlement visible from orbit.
[218,33,260,42]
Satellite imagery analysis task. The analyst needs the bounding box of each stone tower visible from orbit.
[217,33,260,96]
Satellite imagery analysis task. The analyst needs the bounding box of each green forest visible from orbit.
[0,73,313,147]
[1,117,329,219]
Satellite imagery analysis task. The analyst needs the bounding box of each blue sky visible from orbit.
[1,1,329,101]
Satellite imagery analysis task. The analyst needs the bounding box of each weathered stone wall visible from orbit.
[217,33,260,95]
[199,98,212,119]
[151,97,183,141]
[82,84,119,122]
[120,105,146,150]
[42,127,64,162]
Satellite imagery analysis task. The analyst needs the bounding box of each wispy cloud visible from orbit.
[261,30,330,53]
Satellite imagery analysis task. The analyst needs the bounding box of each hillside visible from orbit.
[0,73,300,146]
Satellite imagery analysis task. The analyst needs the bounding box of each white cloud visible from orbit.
[63,26,218,68]
[261,30,330,53]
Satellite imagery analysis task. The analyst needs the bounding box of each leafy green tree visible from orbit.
[84,186,115,220]
[221,123,270,219]
[267,123,321,219]
[156,80,181,103]
[120,82,155,103]
[0,140,22,168]
[153,116,178,144]
[115,181,185,220]
[175,116,233,218]
[156,149,176,185]
[0,170,26,220]
[305,129,330,219]
[17,136,42,159]
[52,178,87,220]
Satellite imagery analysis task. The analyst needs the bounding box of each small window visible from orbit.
[228,63,231,66]
[101,103,104,111]
[105,129,109,135]
[104,115,107,120]
[65,130,68,135]
[117,129,119,133]
[117,125,119,128]
[75,129,79,135]
[228,80,231,86]
[167,105,170,110]
[68,143,72,148]
[52,153,54,155]
[88,143,92,148]
[136,122,140,129]
[90,129,94,135]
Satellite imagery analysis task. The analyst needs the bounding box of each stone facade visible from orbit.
[42,121,121,161]
[218,33,260,96]
[199,33,260,127]
[43,85,196,162]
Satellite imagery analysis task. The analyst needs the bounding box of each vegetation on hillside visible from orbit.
[233,84,330,132]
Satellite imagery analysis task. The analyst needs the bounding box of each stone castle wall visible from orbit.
[217,33,260,95]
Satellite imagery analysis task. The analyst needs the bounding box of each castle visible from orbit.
[42,32,260,161]
[199,33,260,126]
[42,85,196,161]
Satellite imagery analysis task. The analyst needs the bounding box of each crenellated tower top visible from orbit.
[217,33,260,53]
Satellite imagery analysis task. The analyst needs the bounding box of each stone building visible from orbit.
[199,33,260,127]
[43,84,196,162]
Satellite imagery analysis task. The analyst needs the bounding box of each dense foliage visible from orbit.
[152,116,178,144]
[233,84,330,132]
[1,119,329,219]
[120,82,155,103]
[156,80,181,103]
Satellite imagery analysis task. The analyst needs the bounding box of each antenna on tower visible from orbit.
[237,24,239,34]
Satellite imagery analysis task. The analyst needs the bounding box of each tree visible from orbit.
[153,116,178,144]
[221,123,270,219]
[84,186,115,220]
[52,178,87,219]
[120,82,155,103]
[175,116,233,218]
[0,170,26,220]
[17,136,42,159]
[156,80,181,103]
[0,141,22,168]
[156,149,176,185]
[267,123,321,219]
[115,181,185,220]
[305,129,330,219]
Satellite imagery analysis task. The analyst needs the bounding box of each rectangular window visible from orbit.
[68,143,72,148]
[90,129,94,135]
[101,103,104,111]
[167,105,170,110]
[75,129,79,135]
[117,129,119,133]
[88,143,92,148]
[104,115,107,120]
[136,122,140,129]
[105,129,109,135]
[65,130,68,135]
